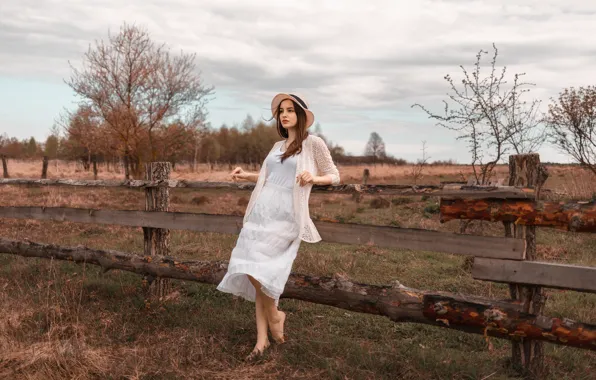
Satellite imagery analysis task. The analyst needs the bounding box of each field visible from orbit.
[0,159,595,379]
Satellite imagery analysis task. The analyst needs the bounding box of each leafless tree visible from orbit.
[0,133,7,151]
[412,44,545,185]
[546,86,596,175]
[408,141,430,185]
[364,132,386,166]
[66,22,214,178]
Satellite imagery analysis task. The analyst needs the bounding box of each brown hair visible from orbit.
[276,99,309,163]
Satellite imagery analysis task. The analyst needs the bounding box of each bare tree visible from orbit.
[408,141,430,185]
[0,133,7,152]
[66,23,214,178]
[412,44,544,185]
[365,132,386,166]
[546,86,596,175]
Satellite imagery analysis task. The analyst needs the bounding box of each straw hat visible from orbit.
[271,93,315,137]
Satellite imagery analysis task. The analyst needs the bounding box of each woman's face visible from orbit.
[279,99,298,131]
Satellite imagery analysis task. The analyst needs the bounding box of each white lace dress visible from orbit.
[217,144,300,303]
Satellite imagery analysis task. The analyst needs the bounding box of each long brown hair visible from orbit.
[277,99,309,163]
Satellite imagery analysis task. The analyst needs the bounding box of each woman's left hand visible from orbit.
[296,171,315,186]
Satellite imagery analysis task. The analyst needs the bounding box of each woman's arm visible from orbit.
[312,137,340,186]
[245,172,259,183]
[313,174,334,185]
[230,167,259,183]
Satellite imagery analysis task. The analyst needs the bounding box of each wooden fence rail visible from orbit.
[1,237,595,352]
[0,206,525,259]
[0,178,536,198]
[472,258,596,293]
[1,206,595,293]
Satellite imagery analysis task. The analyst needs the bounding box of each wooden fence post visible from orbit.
[143,162,172,300]
[507,153,549,378]
[92,155,98,180]
[41,156,49,179]
[123,154,130,179]
[1,155,8,178]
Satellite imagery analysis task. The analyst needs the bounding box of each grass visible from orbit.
[0,163,595,379]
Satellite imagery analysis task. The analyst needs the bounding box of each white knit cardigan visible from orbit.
[242,134,340,243]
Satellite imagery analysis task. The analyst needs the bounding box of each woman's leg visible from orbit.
[248,276,286,344]
[261,294,285,343]
[247,276,270,353]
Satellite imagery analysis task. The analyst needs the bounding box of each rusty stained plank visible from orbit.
[423,295,596,351]
[440,198,596,232]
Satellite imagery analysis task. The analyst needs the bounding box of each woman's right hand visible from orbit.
[230,167,249,182]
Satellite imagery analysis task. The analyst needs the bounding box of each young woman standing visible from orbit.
[216,93,340,360]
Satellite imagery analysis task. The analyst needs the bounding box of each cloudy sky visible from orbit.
[1,0,595,163]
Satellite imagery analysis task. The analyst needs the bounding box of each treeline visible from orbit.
[201,118,410,167]
[0,136,49,159]
[0,117,409,171]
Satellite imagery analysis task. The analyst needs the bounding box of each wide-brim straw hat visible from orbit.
[271,93,315,137]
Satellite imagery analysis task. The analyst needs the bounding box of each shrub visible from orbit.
[369,197,390,209]
[391,197,412,206]
[423,203,440,214]
[170,195,183,203]
[191,195,209,205]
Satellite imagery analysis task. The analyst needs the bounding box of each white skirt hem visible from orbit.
[216,181,300,306]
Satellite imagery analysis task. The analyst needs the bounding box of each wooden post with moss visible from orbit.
[506,153,549,377]
[143,162,172,300]
[1,155,8,178]
[41,156,49,179]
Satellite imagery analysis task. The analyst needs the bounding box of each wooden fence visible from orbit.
[0,154,595,378]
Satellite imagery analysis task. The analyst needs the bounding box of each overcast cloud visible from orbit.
[1,0,596,163]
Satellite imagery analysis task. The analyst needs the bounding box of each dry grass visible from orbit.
[7,158,596,200]
[0,160,595,379]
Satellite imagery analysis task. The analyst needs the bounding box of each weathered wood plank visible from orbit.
[1,238,594,351]
[315,222,524,259]
[0,206,243,233]
[440,198,596,233]
[472,258,596,294]
[0,206,525,259]
[0,178,535,198]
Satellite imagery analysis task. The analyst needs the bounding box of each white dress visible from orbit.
[216,144,301,303]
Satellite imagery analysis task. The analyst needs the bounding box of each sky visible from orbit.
[1,0,595,163]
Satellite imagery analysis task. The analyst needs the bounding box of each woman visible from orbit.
[216,93,340,360]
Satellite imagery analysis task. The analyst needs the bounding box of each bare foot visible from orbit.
[245,340,270,362]
[270,311,286,344]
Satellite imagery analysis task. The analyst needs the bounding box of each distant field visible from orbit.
[5,158,596,198]
[0,159,595,379]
